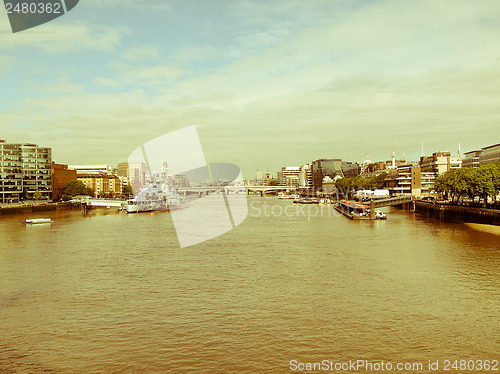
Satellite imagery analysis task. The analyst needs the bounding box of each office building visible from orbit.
[299,164,312,188]
[0,140,52,202]
[478,143,500,165]
[462,150,481,168]
[277,166,300,186]
[51,162,77,201]
[68,164,113,174]
[117,162,147,195]
[311,159,343,189]
[21,143,52,199]
[0,140,23,203]
[77,173,123,198]
[385,164,434,197]
[341,161,360,178]
[419,151,461,175]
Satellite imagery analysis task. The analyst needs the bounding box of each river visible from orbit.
[0,196,499,373]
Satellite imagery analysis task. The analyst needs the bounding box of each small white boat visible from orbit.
[375,210,387,220]
[25,218,52,224]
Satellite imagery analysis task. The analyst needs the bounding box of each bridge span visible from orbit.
[365,195,414,208]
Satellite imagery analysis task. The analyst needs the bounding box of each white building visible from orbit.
[278,166,300,186]
[68,164,113,175]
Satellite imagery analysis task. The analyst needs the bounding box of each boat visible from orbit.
[25,218,52,224]
[295,198,318,204]
[334,200,388,220]
[127,183,166,213]
[126,182,189,213]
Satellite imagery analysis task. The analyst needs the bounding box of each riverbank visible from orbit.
[415,201,500,226]
[465,222,500,235]
[0,202,73,215]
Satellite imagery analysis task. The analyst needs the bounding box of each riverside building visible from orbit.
[0,140,52,203]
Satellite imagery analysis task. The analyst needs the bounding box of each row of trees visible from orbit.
[335,172,388,190]
[61,180,134,199]
[434,162,500,206]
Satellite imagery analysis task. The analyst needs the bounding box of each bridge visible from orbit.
[177,185,297,196]
[366,195,414,208]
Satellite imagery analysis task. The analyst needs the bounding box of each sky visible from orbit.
[1,0,500,178]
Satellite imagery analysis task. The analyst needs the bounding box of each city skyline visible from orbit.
[1,1,500,176]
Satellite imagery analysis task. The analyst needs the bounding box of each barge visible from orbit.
[334,200,387,220]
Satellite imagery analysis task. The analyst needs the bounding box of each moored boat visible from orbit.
[25,218,52,224]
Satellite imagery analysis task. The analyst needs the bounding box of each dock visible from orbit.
[334,200,386,220]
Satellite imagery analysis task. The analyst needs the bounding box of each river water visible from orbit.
[0,196,499,373]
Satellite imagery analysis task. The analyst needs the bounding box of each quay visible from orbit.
[415,201,500,226]
[0,201,73,215]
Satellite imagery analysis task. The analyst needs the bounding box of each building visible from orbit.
[299,164,312,188]
[161,162,168,180]
[478,143,500,166]
[341,161,360,178]
[117,162,147,195]
[68,164,113,175]
[419,151,461,176]
[51,162,77,201]
[172,174,190,188]
[384,164,434,196]
[277,166,300,186]
[460,143,500,168]
[0,140,52,202]
[77,173,123,198]
[21,143,52,199]
[311,159,343,189]
[462,150,481,168]
[0,140,23,203]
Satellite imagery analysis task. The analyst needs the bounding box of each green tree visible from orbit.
[435,170,458,202]
[475,164,499,207]
[33,190,44,200]
[368,172,387,189]
[84,187,95,197]
[123,184,133,197]
[63,180,94,197]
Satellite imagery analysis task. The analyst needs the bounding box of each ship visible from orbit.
[126,183,189,213]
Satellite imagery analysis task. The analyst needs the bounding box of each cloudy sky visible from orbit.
[1,0,499,177]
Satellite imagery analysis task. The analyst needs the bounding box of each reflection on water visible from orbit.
[0,198,499,372]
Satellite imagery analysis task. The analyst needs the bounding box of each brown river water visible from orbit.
[0,196,499,373]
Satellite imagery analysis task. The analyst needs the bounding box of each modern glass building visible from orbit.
[0,140,52,203]
[0,140,23,203]
[478,143,500,165]
[311,159,343,189]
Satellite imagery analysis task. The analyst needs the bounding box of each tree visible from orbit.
[474,164,499,207]
[33,190,44,200]
[435,170,458,202]
[84,187,95,197]
[62,180,94,197]
[123,184,134,197]
[368,172,387,189]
